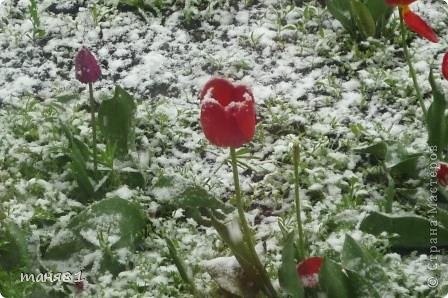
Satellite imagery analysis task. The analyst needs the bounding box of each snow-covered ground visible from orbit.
[0,0,448,297]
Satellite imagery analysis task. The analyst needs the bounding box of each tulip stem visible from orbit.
[399,7,428,121]
[229,148,278,298]
[292,141,307,260]
[89,82,98,173]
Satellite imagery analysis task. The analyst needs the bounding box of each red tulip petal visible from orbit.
[385,0,416,6]
[442,53,448,81]
[200,97,248,148]
[225,91,256,142]
[437,162,448,187]
[200,78,256,148]
[296,256,323,288]
[403,8,439,43]
[200,78,234,106]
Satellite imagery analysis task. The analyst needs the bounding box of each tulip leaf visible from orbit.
[327,0,356,37]
[278,232,304,298]
[388,154,422,179]
[61,123,95,200]
[354,141,388,161]
[176,186,228,210]
[344,269,381,298]
[98,85,136,157]
[69,140,95,200]
[360,212,448,250]
[350,0,376,38]
[365,0,393,22]
[427,69,448,156]
[319,258,350,298]
[45,197,147,261]
[365,0,393,35]
[341,235,387,287]
[320,257,380,298]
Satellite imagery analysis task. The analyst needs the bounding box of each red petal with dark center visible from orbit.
[403,9,439,43]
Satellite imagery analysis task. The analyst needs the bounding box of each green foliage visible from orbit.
[320,257,379,298]
[44,197,147,274]
[62,124,95,201]
[0,221,29,271]
[355,141,423,179]
[98,86,136,157]
[278,233,304,298]
[164,237,200,297]
[176,186,229,210]
[427,69,448,157]
[28,0,45,40]
[341,235,385,295]
[319,258,351,298]
[327,0,393,40]
[360,212,448,250]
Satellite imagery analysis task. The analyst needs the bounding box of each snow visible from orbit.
[0,0,446,296]
[201,256,244,296]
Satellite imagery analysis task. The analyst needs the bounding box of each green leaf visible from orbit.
[165,237,197,294]
[320,257,379,297]
[344,269,381,298]
[341,235,386,287]
[354,141,387,161]
[55,93,80,103]
[98,85,136,157]
[365,0,393,22]
[45,197,147,261]
[365,0,394,36]
[61,123,94,199]
[350,0,376,38]
[99,249,125,276]
[438,207,448,229]
[319,258,350,298]
[360,212,448,250]
[176,186,229,210]
[388,154,422,179]
[278,233,304,298]
[70,142,95,200]
[0,222,29,271]
[427,69,448,156]
[327,0,356,36]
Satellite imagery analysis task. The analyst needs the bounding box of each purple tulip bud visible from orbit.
[74,47,101,84]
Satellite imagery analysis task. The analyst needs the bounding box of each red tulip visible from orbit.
[296,256,323,288]
[442,53,448,80]
[402,6,438,43]
[74,47,101,84]
[437,162,448,187]
[386,0,416,5]
[200,78,256,148]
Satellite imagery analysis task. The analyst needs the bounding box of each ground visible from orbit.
[0,0,447,297]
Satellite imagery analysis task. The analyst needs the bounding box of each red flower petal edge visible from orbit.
[442,53,448,81]
[402,7,439,43]
[200,78,256,148]
[437,162,448,187]
[296,256,323,288]
[75,47,101,84]
[385,0,416,6]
